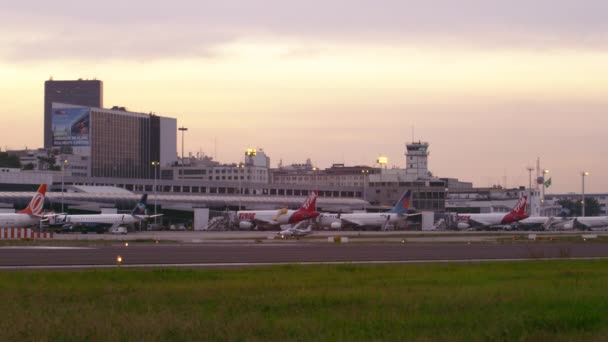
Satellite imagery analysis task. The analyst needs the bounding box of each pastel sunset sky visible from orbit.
[1,1,607,193]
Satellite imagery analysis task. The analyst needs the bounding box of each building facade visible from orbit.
[167,149,271,184]
[52,103,176,179]
[44,79,103,149]
[272,161,379,188]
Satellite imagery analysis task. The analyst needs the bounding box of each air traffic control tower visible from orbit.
[405,141,430,180]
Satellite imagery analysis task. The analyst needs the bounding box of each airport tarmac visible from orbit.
[1,241,607,269]
[50,230,608,244]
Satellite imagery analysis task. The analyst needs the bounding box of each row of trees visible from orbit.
[0,150,62,171]
[0,152,21,168]
[556,198,601,217]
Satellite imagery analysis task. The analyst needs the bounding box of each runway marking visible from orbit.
[0,246,95,250]
[1,256,606,270]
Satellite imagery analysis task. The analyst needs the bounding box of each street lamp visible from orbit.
[151,161,160,223]
[312,167,319,211]
[582,171,589,217]
[361,169,370,209]
[237,162,245,210]
[61,158,68,213]
[178,126,188,166]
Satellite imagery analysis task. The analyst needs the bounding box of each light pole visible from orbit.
[582,171,589,217]
[526,166,534,192]
[152,161,160,223]
[61,158,67,213]
[312,167,319,211]
[361,169,369,210]
[178,126,188,166]
[237,163,245,210]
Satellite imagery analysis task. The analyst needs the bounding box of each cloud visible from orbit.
[2,0,608,62]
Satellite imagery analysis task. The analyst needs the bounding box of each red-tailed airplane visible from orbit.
[456,195,528,229]
[0,184,47,228]
[237,191,320,230]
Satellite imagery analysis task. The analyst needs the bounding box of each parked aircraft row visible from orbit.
[0,185,160,232]
[237,190,419,237]
[2,185,607,233]
[516,215,608,231]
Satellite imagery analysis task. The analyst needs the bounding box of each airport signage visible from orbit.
[52,107,91,146]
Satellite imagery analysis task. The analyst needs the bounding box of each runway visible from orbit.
[1,242,607,269]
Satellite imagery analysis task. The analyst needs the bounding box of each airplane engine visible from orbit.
[330,222,342,230]
[563,223,573,230]
[239,221,254,230]
[457,222,470,229]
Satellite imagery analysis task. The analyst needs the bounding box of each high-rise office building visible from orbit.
[51,103,177,179]
[44,79,103,148]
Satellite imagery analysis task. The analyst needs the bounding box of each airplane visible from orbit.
[0,184,47,228]
[316,190,418,230]
[455,195,528,229]
[277,221,313,239]
[237,191,320,230]
[49,194,161,233]
[512,212,575,231]
[557,216,608,231]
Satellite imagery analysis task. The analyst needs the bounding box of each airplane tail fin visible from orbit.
[510,195,528,217]
[131,194,148,216]
[18,184,47,216]
[299,191,318,212]
[387,190,412,214]
[501,195,529,224]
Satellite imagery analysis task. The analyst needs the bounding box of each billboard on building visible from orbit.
[52,107,91,146]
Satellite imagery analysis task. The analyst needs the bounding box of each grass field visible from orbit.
[1,261,608,341]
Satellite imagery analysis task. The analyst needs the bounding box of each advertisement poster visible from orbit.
[52,107,90,146]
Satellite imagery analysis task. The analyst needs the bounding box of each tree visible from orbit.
[0,152,21,168]
[557,198,601,217]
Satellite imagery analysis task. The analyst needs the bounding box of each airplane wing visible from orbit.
[402,213,422,218]
[467,218,492,227]
[338,218,366,227]
[253,218,277,225]
[133,214,164,220]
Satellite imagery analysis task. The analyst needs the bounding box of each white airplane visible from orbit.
[0,184,47,228]
[317,190,418,230]
[455,195,528,229]
[49,194,161,232]
[567,216,608,230]
[515,216,575,230]
[277,222,313,239]
[237,191,320,230]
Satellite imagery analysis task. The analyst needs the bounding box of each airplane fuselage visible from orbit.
[52,214,142,227]
[574,216,608,229]
[0,214,40,228]
[318,212,402,229]
[237,209,297,226]
[456,213,519,228]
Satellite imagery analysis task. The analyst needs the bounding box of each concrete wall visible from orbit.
[193,208,209,231]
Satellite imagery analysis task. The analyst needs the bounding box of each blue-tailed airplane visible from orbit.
[317,190,418,230]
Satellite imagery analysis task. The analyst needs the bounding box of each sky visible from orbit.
[1,0,607,193]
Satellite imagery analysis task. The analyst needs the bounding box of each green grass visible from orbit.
[1,261,608,341]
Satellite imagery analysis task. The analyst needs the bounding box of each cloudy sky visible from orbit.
[1,0,607,192]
